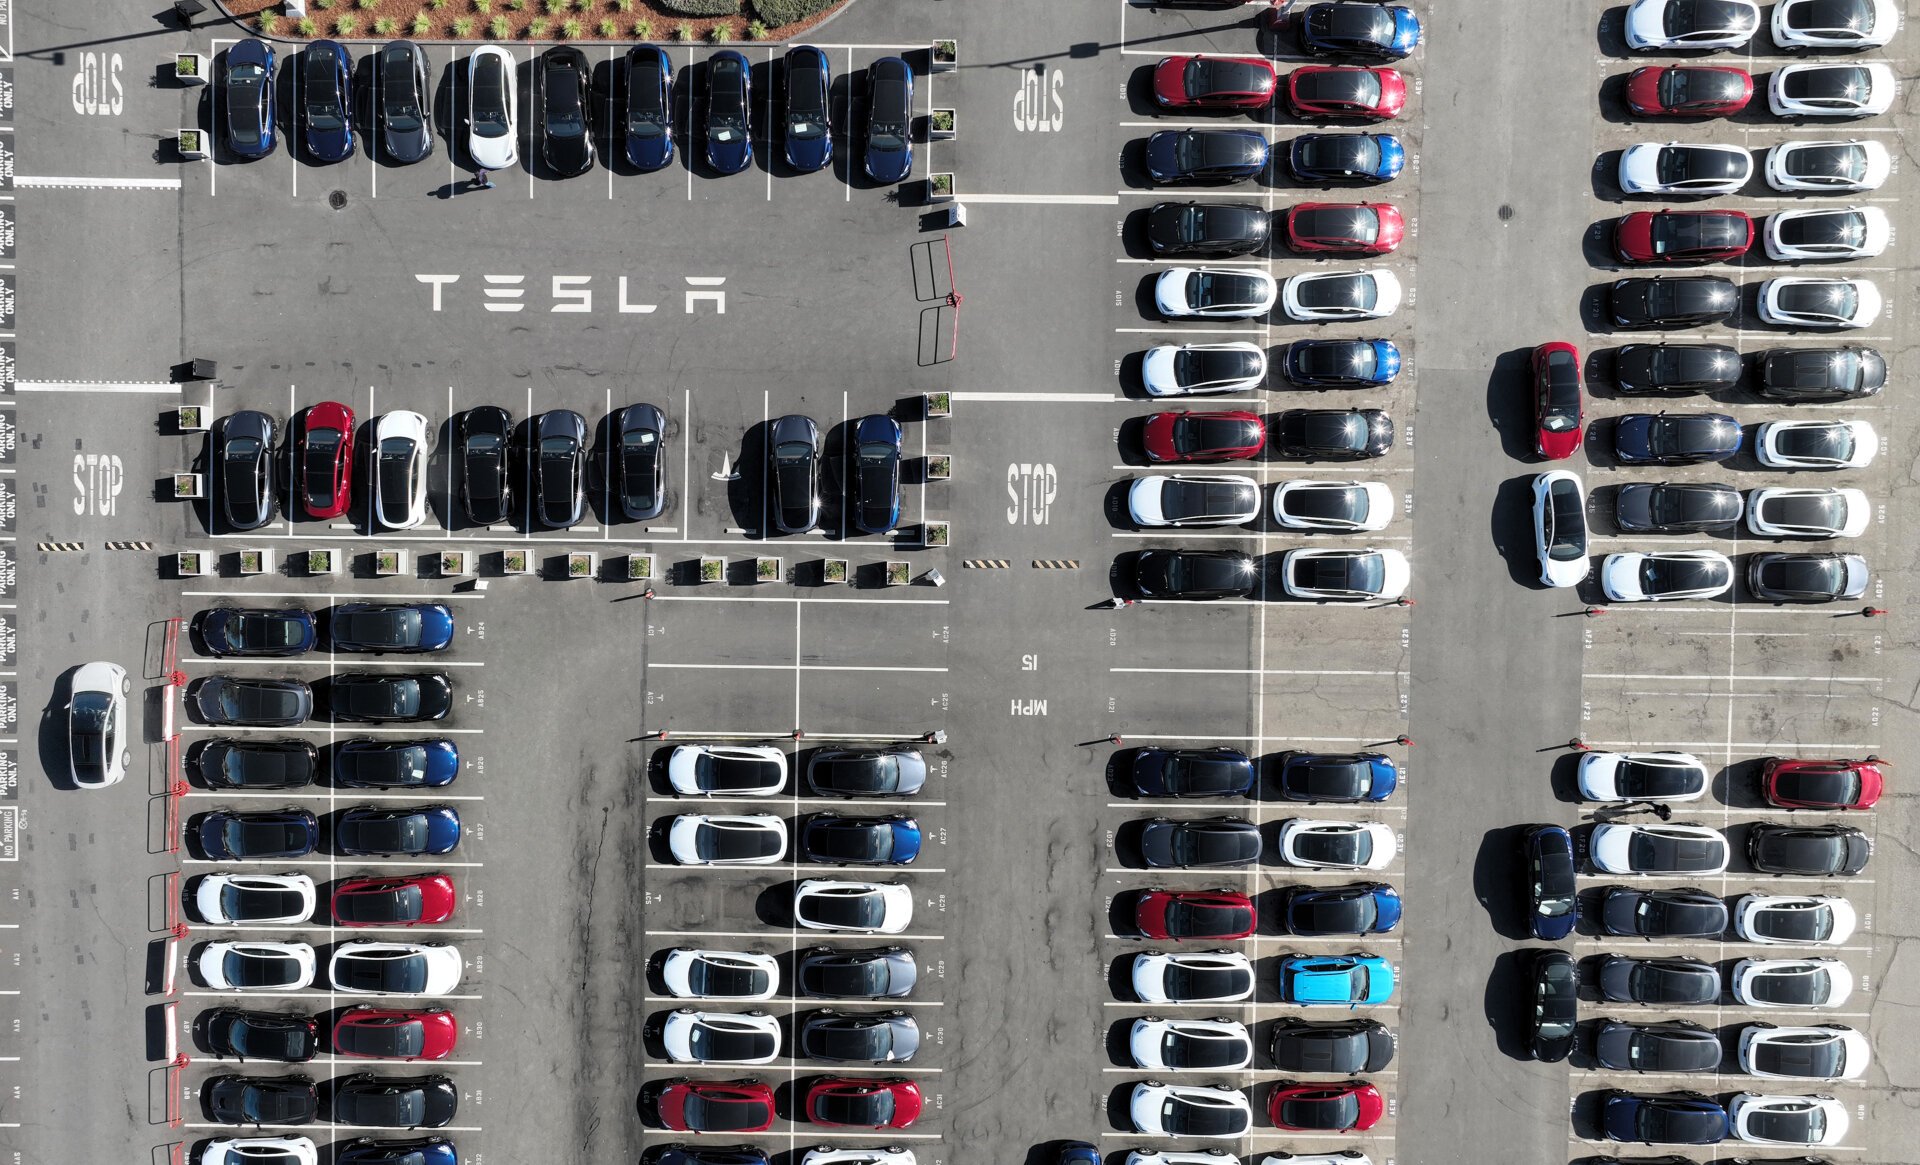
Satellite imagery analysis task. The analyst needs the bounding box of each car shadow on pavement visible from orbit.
[1483,948,1539,1061]
[1485,347,1538,464]
[1473,824,1530,939]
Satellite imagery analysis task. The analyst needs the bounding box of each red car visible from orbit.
[1154,55,1278,110]
[1283,202,1404,255]
[332,873,458,927]
[1144,410,1266,463]
[1136,888,1256,941]
[1531,342,1584,461]
[805,1077,922,1129]
[1268,1080,1385,1132]
[1286,66,1405,120]
[331,1005,459,1061]
[295,400,356,519]
[656,1078,777,1133]
[1762,757,1884,811]
[1613,209,1754,265]
[1625,65,1753,118]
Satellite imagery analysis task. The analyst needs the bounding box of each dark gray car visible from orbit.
[1615,482,1743,533]
[1597,955,1720,1005]
[769,414,821,534]
[797,945,918,999]
[1139,816,1261,868]
[194,676,314,727]
[377,41,433,164]
[1601,886,1728,938]
[458,406,514,526]
[219,410,278,531]
[806,747,927,797]
[535,409,588,528]
[331,1072,458,1128]
[610,403,667,521]
[799,1009,920,1062]
[1268,1018,1395,1074]
[1757,346,1883,402]
[1594,1018,1722,1073]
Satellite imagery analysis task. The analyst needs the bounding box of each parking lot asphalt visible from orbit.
[4,0,1920,1163]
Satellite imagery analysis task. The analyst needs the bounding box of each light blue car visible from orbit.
[1279,953,1395,1006]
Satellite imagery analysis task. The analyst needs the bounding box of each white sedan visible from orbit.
[1280,269,1402,322]
[1533,471,1590,589]
[794,879,914,934]
[1772,0,1900,48]
[1143,342,1268,397]
[661,948,781,1000]
[466,45,519,169]
[68,659,130,788]
[372,410,431,530]
[1618,141,1752,195]
[1600,550,1733,602]
[1279,547,1409,601]
[1129,1017,1253,1072]
[1272,480,1395,532]
[1764,206,1890,262]
[1734,894,1858,946]
[1155,268,1277,320]
[1738,1024,1870,1079]
[1276,819,1397,870]
[1728,1092,1849,1146]
[1129,474,1262,528]
[328,940,464,996]
[1730,957,1855,1008]
[666,813,789,866]
[1757,277,1881,329]
[1577,752,1708,802]
[195,873,317,926]
[198,940,316,992]
[1755,419,1878,469]
[1625,0,1760,49]
[804,1150,916,1165]
[1764,139,1890,192]
[666,744,788,796]
[661,1008,783,1064]
[1769,62,1896,118]
[1131,1152,1241,1165]
[1746,487,1870,539]
[1128,1081,1252,1139]
[1131,950,1254,1004]
[1589,823,1730,876]
[1257,1157,1372,1165]
[199,1137,318,1165]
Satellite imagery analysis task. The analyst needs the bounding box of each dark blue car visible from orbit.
[1054,1143,1100,1165]
[331,603,456,654]
[1601,1091,1727,1145]
[1300,3,1422,61]
[199,807,319,861]
[1146,128,1269,183]
[1524,824,1579,940]
[783,45,833,173]
[222,39,277,160]
[337,1137,458,1165]
[1282,881,1402,936]
[623,45,675,171]
[864,56,913,183]
[1288,132,1403,183]
[646,1148,769,1165]
[300,40,355,162]
[705,50,752,175]
[200,608,318,658]
[334,738,460,789]
[1276,751,1398,802]
[800,813,921,865]
[1283,339,1402,389]
[335,804,461,857]
[1613,412,1742,466]
[1132,746,1257,798]
[850,414,903,535]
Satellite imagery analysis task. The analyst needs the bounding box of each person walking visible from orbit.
[471,168,494,190]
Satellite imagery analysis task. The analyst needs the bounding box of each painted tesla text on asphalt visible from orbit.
[413,274,728,315]
[1013,65,1064,132]
[1006,462,1058,524]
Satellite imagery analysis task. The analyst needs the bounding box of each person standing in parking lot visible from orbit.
[471,168,494,190]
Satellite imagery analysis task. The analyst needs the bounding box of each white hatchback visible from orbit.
[466,46,519,169]
[68,660,130,788]
[195,872,318,926]
[1276,819,1397,870]
[667,744,789,796]
[198,940,317,992]
[1755,420,1878,470]
[372,410,431,530]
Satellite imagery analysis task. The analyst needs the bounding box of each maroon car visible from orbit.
[296,400,356,520]
[1614,209,1754,265]
[656,1078,777,1132]
[1286,66,1405,120]
[1625,66,1753,118]
[1143,410,1266,463]
[1136,888,1256,941]
[1153,55,1277,111]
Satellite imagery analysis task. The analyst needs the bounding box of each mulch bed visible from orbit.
[221,0,855,43]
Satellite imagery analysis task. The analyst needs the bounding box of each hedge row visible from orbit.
[655,0,741,16]
[750,0,837,27]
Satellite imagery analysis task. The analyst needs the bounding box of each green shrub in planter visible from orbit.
[503,550,530,573]
[374,16,399,34]
[600,18,618,36]
[885,561,911,586]
[751,0,835,24]
[528,17,550,35]
[613,0,633,10]
[544,0,565,12]
[659,0,741,14]
[700,557,725,582]
[412,13,434,35]
[491,15,511,36]
[298,16,318,34]
[257,12,280,33]
[358,0,377,9]
[709,21,733,41]
[316,0,335,8]
[561,16,583,35]
[932,109,955,133]
[474,0,492,12]
[823,558,848,583]
[634,17,652,35]
[673,22,695,40]
[335,14,359,34]
[574,0,593,9]
[507,0,525,9]
[452,16,476,34]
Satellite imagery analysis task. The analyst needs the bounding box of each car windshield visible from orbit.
[691,959,769,996]
[1635,963,1709,1002]
[686,1094,761,1128]
[1294,757,1370,796]
[1299,343,1377,381]
[228,66,266,144]
[622,431,661,501]
[1616,760,1696,798]
[1167,901,1249,935]
[227,684,303,721]
[225,436,262,467]
[690,1022,773,1060]
[343,677,422,718]
[224,949,297,986]
[1172,827,1248,867]
[223,1017,305,1059]
[1536,960,1576,1037]
[1782,767,1861,805]
[1160,480,1251,522]
[1281,1094,1357,1129]
[1162,1028,1243,1068]
[1295,207,1379,245]
[381,51,423,131]
[472,60,509,135]
[223,884,305,920]
[1167,756,1242,792]
[808,957,889,996]
[1642,556,1723,595]
[1540,351,1580,426]
[338,884,422,923]
[352,744,429,785]
[70,693,109,771]
[1317,5,1394,40]
[1295,829,1369,865]
[1650,489,1721,526]
[378,438,418,502]
[1787,66,1869,105]
[225,817,301,855]
[305,56,345,130]
[336,608,421,648]
[1669,0,1753,33]
[1299,412,1367,451]
[1297,275,1376,311]
[1766,833,1842,870]
[789,67,827,137]
[1642,896,1718,935]
[1193,272,1260,309]
[1785,0,1870,31]
[816,1092,886,1125]
[1178,348,1261,386]
[1788,144,1864,182]
[349,815,428,853]
[1164,962,1240,999]
[344,1017,424,1057]
[813,1021,889,1059]
[1299,553,1382,595]
[1656,147,1737,185]
[1536,847,1576,914]
[1662,68,1731,107]
[697,822,781,861]
[1749,967,1822,1005]
[1174,418,1251,454]
[1753,1033,1842,1077]
[1165,1097,1241,1136]
[806,891,882,928]
[1650,418,1714,456]
[302,429,343,499]
[1776,425,1850,461]
[339,952,426,992]
[1747,1105,1821,1143]
[1765,494,1842,531]
[1304,135,1378,173]
[1653,214,1737,255]
[547,72,585,136]
[1780,282,1857,320]
[813,822,892,861]
[1308,70,1379,108]
[1288,487,1366,524]
[1779,211,1866,251]
[1628,830,1719,869]
[1547,483,1586,561]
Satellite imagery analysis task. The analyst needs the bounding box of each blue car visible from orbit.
[199,807,319,861]
[300,40,355,162]
[334,737,460,789]
[1300,3,1422,61]
[1282,882,1401,936]
[331,603,456,654]
[1132,746,1256,798]
[1601,1091,1727,1145]
[622,45,675,171]
[200,608,318,658]
[1524,824,1579,941]
[704,50,752,175]
[1054,1143,1100,1165]
[800,813,921,865]
[783,45,833,173]
[1613,412,1742,466]
[337,1137,458,1165]
[1282,339,1401,390]
[1288,132,1403,183]
[1276,751,1398,802]
[1279,953,1395,1005]
[335,804,461,857]
[1146,128,1270,184]
[864,56,913,183]
[222,39,277,160]
[850,414,903,535]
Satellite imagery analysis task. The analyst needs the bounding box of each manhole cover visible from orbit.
[328,190,348,210]
[1497,204,1515,221]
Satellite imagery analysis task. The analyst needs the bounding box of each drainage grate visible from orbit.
[328,190,348,211]
[1498,204,1515,222]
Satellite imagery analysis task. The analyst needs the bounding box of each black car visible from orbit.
[1145,129,1270,183]
[1276,752,1396,802]
[608,403,668,521]
[539,46,595,177]
[336,1137,456,1165]
[331,604,455,655]
[1282,339,1401,389]
[1132,747,1257,797]
[800,814,919,866]
[796,945,918,999]
[1529,948,1577,1062]
[335,804,460,857]
[1748,823,1870,876]
[1600,886,1728,938]
[219,410,278,531]
[1300,3,1419,60]
[198,738,318,790]
[457,406,515,526]
[1615,482,1743,533]
[863,56,913,183]
[1524,824,1579,941]
[1282,881,1400,936]
[205,1008,320,1062]
[1749,551,1868,603]
[198,808,320,861]
[1288,132,1402,183]
[1598,955,1721,1005]
[645,1148,768,1165]
[769,414,821,534]
[194,676,314,728]
[207,1074,318,1125]
[1613,412,1742,465]
[705,50,753,175]
[200,607,317,658]
[328,672,453,723]
[1601,1091,1729,1146]
[1268,1018,1395,1074]
[300,41,355,163]
[1594,1019,1722,1073]
[535,409,589,528]
[1139,816,1261,868]
[806,747,928,797]
[331,1073,458,1129]
[1615,343,1742,395]
[798,1009,919,1063]
[334,738,459,789]
[1756,346,1884,401]
[1147,201,1272,256]
[222,39,278,160]
[1134,549,1258,600]
[1610,276,1738,329]
[1274,408,1394,459]
[376,41,433,164]
[850,414,903,535]
[783,45,833,173]
[621,46,675,171]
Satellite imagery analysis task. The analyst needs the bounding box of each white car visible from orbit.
[1730,958,1855,1008]
[666,743,788,796]
[1142,342,1268,397]
[1279,547,1409,601]
[804,1150,916,1165]
[1533,471,1590,589]
[1589,823,1730,876]
[1129,1017,1254,1071]
[1618,141,1752,195]
[1737,1024,1870,1079]
[1155,268,1277,319]
[1272,480,1395,532]
[372,410,431,530]
[195,873,317,926]
[1728,1092,1850,1146]
[328,940,464,996]
[1763,206,1890,262]
[1765,139,1890,192]
[1600,550,1733,602]
[1131,950,1254,1004]
[1756,277,1881,329]
[666,813,789,866]
[1132,1151,1241,1165]
[466,45,518,170]
[1769,62,1896,117]
[1734,894,1858,945]
[1280,268,1402,322]
[198,940,317,992]
[1257,1157,1372,1165]
[661,948,781,1000]
[1577,752,1709,802]
[1772,0,1900,48]
[1276,819,1397,870]
[794,879,913,934]
[661,1008,783,1064]
[1755,419,1878,469]
[1128,474,1262,528]
[199,1137,318,1165]
[1745,487,1870,538]
[1128,1081,1252,1139]
[1625,0,1760,49]
[68,660,129,788]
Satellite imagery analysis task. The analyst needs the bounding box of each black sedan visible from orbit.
[1748,824,1870,876]
[337,1136,456,1165]
[1530,948,1577,1062]
[332,604,455,655]
[539,46,595,177]
[1268,1018,1395,1074]
[1134,549,1257,600]
[1131,746,1256,798]
[863,56,913,183]
[194,677,314,727]
[1756,345,1884,401]
[1276,752,1397,802]
[1139,816,1261,868]
[608,403,668,521]
[1147,201,1271,257]
[769,414,822,534]
[327,672,453,723]
[457,406,515,526]
[201,608,317,657]
[198,808,320,861]
[222,39,277,159]
[1615,343,1742,395]
[205,1007,320,1062]
[1282,881,1400,936]
[797,945,917,999]
[1282,338,1401,388]
[783,45,833,173]
[1601,886,1728,938]
[219,410,278,531]
[1274,408,1394,459]
[850,414,903,535]
[800,814,920,866]
[198,739,318,791]
[376,41,433,164]
[1610,276,1737,329]
[1749,551,1868,602]
[1145,129,1270,183]
[1593,1019,1722,1073]
[207,1074,318,1125]
[622,45,675,171]
[300,41,355,162]
[705,50,753,175]
[1287,132,1403,183]
[535,409,589,528]
[1615,482,1743,533]
[1613,412,1741,465]
[1598,955,1721,1005]
[799,1009,919,1063]
[806,747,927,797]
[335,805,461,858]
[1299,3,1421,60]
[331,1073,458,1128]
[1601,1091,1728,1146]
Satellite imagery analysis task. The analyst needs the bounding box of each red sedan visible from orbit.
[332,873,458,927]
[806,1077,922,1129]
[331,1005,459,1061]
[1762,757,1884,810]
[1268,1081,1385,1132]
[1286,66,1405,120]
[295,400,356,519]
[1136,888,1256,941]
[1531,342,1584,461]
[1283,202,1404,255]
[1614,209,1754,265]
[1144,410,1266,463]
[1154,55,1278,111]
[656,1079,777,1133]
[1625,66,1753,118]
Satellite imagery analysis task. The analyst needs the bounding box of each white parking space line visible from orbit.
[644,929,946,940]
[178,658,487,668]
[1114,734,1384,744]
[1111,667,1401,677]
[187,1056,487,1067]
[182,858,485,868]
[184,924,484,934]
[1586,673,1875,683]
[649,730,934,742]
[660,798,948,809]
[182,1122,485,1133]
[1583,740,1874,752]
[642,996,946,1007]
[181,590,480,601]
[650,663,948,673]
[641,1060,944,1075]
[1111,530,1414,543]
[181,991,484,1000]
[645,864,948,874]
[12,176,185,190]
[178,726,486,735]
[180,791,486,802]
